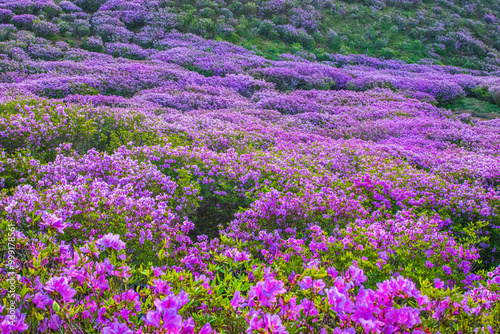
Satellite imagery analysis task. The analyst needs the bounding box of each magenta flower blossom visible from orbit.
[48,314,62,331]
[248,278,286,307]
[102,321,133,334]
[154,291,189,312]
[326,286,355,316]
[434,278,445,289]
[247,312,288,334]
[44,276,76,302]
[96,233,126,251]
[298,276,313,290]
[384,306,421,327]
[279,297,302,320]
[230,290,245,309]
[300,299,319,317]
[144,310,163,328]
[199,323,214,334]
[332,328,356,334]
[3,8,500,333]
[41,213,69,233]
[144,291,192,331]
[305,259,320,269]
[327,267,339,279]
[298,276,325,295]
[32,292,52,309]
[145,309,183,331]
[346,266,367,286]
[358,318,379,333]
[443,265,452,275]
[0,310,29,333]
[313,279,326,294]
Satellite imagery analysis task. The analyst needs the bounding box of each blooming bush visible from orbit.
[0,8,13,23]
[82,35,104,53]
[105,42,150,60]
[32,20,58,37]
[11,14,36,30]
[59,1,81,13]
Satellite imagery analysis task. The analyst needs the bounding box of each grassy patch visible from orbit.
[448,98,500,120]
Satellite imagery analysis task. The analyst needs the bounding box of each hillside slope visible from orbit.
[1,0,500,333]
[2,0,500,70]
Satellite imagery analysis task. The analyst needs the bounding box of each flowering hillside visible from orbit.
[1,0,500,333]
[1,0,500,70]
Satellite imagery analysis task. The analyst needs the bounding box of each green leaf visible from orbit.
[52,301,60,312]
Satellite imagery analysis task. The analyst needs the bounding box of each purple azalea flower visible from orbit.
[300,298,319,317]
[279,297,302,320]
[144,291,191,331]
[384,306,421,327]
[298,276,325,295]
[326,286,355,316]
[144,310,162,328]
[298,276,313,290]
[248,278,286,307]
[44,276,76,302]
[199,323,214,334]
[161,309,184,332]
[346,265,367,286]
[181,317,195,333]
[443,265,452,275]
[332,328,356,334]
[96,233,126,251]
[102,321,133,334]
[32,292,52,309]
[41,213,69,233]
[48,314,62,331]
[434,278,445,289]
[230,290,245,309]
[327,267,339,279]
[0,310,29,333]
[154,291,189,312]
[247,312,288,334]
[312,279,326,295]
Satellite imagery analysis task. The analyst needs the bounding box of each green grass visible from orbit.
[449,98,500,120]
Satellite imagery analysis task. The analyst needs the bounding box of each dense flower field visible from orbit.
[1,0,500,333]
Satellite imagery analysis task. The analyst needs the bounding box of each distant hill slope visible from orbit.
[1,0,500,71]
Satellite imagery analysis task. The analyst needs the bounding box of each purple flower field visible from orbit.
[1,0,500,333]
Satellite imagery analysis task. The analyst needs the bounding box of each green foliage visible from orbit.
[448,98,500,120]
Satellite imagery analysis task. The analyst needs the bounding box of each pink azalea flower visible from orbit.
[154,291,189,312]
[48,314,62,331]
[346,265,367,286]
